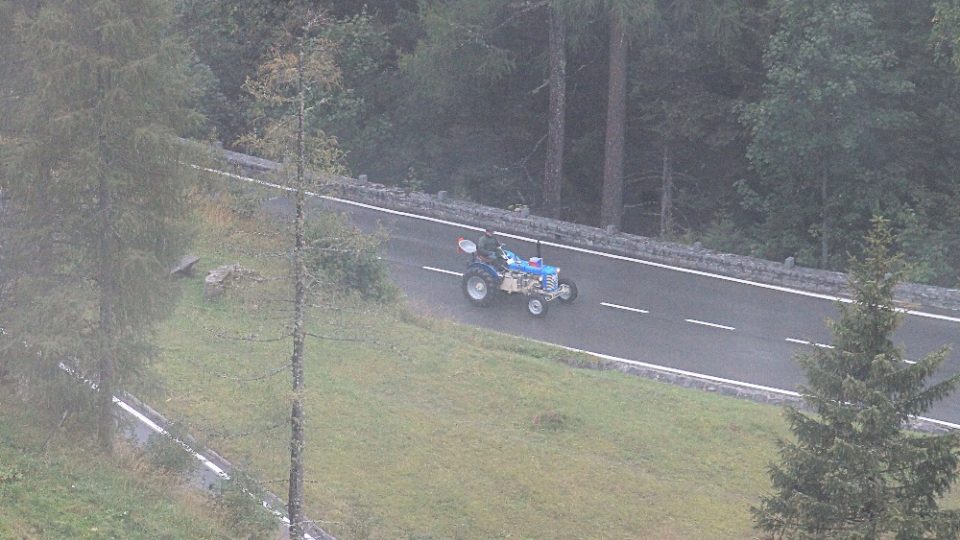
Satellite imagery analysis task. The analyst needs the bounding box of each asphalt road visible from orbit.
[256,186,960,423]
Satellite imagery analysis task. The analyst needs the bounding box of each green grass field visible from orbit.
[0,393,270,540]
[7,193,959,540]
[134,196,795,539]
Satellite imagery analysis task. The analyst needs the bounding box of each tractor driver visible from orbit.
[478,228,506,267]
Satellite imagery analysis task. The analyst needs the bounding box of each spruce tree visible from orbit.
[0,0,200,451]
[754,217,960,539]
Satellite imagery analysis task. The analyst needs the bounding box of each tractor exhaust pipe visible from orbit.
[536,240,542,259]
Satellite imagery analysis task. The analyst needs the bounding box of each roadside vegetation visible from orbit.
[5,190,958,540]
[0,392,269,540]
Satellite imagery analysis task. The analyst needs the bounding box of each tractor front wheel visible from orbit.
[558,278,578,304]
[462,268,498,307]
[527,295,549,317]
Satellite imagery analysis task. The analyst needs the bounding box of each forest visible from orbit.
[170,0,960,286]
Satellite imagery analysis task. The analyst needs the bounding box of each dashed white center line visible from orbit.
[601,302,649,314]
[786,338,916,364]
[685,319,735,331]
[427,265,925,369]
[786,337,834,349]
[423,266,462,277]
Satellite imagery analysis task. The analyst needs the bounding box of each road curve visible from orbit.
[233,171,960,424]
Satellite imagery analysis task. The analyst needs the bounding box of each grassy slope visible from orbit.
[140,197,790,539]
[0,394,252,540]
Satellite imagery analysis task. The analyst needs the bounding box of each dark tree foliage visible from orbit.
[742,0,915,270]
[177,0,321,144]
[0,0,200,450]
[754,217,960,539]
[184,0,960,285]
[627,0,765,237]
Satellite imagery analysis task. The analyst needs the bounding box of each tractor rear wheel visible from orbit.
[462,267,498,307]
[558,278,578,304]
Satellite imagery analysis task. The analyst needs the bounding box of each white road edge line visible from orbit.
[601,302,649,314]
[529,342,960,430]
[423,266,462,277]
[685,318,735,331]
[58,362,318,540]
[196,164,960,325]
[785,338,811,345]
[814,343,835,349]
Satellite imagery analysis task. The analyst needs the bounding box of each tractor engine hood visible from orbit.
[503,250,558,276]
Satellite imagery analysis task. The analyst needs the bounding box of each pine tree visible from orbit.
[0,0,200,451]
[569,0,656,232]
[754,217,960,539]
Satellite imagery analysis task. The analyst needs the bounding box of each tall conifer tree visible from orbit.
[0,0,200,450]
[754,217,960,538]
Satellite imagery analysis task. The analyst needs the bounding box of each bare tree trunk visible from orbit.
[96,169,116,453]
[288,45,307,540]
[601,10,627,231]
[820,174,829,268]
[659,144,673,238]
[543,2,566,217]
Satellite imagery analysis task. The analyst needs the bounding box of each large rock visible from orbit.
[170,255,200,277]
[203,264,245,300]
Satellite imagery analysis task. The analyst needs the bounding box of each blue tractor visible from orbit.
[457,237,578,317]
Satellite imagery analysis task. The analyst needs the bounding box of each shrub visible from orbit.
[304,212,397,302]
[143,429,198,477]
[211,471,278,539]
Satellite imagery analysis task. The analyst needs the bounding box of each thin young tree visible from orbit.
[542,0,567,217]
[0,0,200,451]
[237,13,341,540]
[600,3,628,231]
[754,217,960,538]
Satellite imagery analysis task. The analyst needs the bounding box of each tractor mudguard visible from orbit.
[466,261,501,282]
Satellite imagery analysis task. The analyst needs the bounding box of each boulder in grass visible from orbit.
[203,264,241,300]
[203,263,262,300]
[170,255,200,277]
